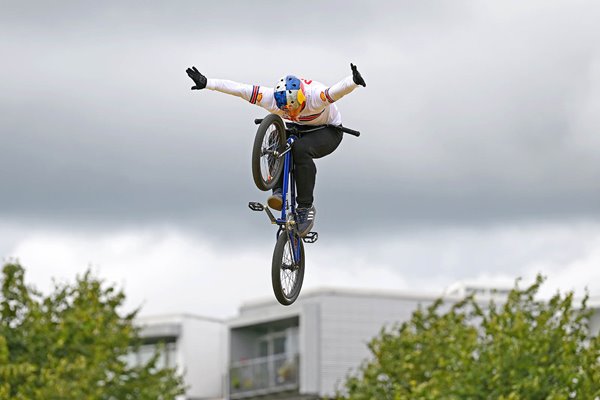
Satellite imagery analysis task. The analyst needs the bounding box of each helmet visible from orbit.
[274,75,306,112]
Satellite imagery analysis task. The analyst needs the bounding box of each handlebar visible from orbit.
[339,126,360,137]
[254,118,360,137]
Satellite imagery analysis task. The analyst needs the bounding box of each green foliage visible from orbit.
[0,262,185,400]
[339,275,600,400]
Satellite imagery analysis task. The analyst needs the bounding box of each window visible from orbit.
[257,332,287,358]
[127,341,178,369]
[273,336,286,355]
[258,339,269,357]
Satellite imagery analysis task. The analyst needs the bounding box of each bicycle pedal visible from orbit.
[248,202,264,211]
[303,232,318,243]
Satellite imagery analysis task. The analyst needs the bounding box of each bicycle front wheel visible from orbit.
[252,114,286,191]
[272,230,305,306]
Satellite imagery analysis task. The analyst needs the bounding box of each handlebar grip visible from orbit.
[254,118,263,125]
[340,126,360,137]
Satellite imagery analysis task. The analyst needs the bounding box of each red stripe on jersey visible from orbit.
[250,85,260,104]
[298,110,325,121]
[324,88,335,103]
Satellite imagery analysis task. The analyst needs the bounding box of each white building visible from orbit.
[226,287,446,399]
[135,314,227,400]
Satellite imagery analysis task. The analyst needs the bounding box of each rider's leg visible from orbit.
[293,126,342,236]
[267,187,283,211]
[268,126,341,211]
[267,126,343,215]
[293,126,343,208]
[267,165,285,211]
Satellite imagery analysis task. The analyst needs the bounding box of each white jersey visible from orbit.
[205,76,359,126]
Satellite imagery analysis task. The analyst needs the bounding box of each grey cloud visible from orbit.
[1,0,600,238]
[0,1,461,39]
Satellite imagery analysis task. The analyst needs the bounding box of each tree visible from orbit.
[0,262,185,399]
[339,276,600,400]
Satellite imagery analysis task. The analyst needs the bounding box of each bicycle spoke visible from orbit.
[280,236,299,298]
[259,125,282,184]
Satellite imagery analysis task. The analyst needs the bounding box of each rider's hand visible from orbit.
[186,66,207,90]
[350,63,366,87]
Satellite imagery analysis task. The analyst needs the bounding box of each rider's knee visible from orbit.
[292,140,312,160]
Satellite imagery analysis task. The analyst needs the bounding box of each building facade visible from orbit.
[135,314,227,400]
[226,288,445,399]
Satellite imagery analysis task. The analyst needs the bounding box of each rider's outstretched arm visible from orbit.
[207,79,277,112]
[186,66,277,109]
[316,63,366,105]
[206,79,268,103]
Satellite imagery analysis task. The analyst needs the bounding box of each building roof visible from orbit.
[235,286,449,314]
[136,313,224,325]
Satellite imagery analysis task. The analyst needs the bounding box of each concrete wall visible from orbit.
[180,317,226,400]
[138,314,226,400]
[315,292,434,398]
[299,302,320,395]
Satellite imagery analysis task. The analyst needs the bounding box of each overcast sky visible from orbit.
[1,0,600,318]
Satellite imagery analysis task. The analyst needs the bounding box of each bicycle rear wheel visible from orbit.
[252,114,286,191]
[272,230,305,305]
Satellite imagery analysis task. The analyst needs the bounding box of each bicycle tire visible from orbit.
[252,114,286,191]
[271,230,305,305]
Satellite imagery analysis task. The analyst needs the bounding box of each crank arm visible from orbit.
[248,202,277,224]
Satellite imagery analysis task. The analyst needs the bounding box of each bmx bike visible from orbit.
[248,114,360,305]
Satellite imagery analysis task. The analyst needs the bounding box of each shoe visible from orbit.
[267,189,283,211]
[296,205,316,237]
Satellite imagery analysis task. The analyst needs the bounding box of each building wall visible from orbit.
[299,302,320,395]
[180,317,226,400]
[138,314,226,400]
[229,290,443,398]
[315,292,435,397]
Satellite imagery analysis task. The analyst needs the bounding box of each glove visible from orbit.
[186,66,207,90]
[351,63,366,87]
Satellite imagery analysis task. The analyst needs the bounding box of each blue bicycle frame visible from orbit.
[278,136,296,224]
[276,135,302,264]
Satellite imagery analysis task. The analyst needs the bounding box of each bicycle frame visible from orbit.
[276,135,302,264]
[277,136,296,225]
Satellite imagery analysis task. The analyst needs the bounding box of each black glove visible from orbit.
[351,63,366,87]
[186,66,207,90]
